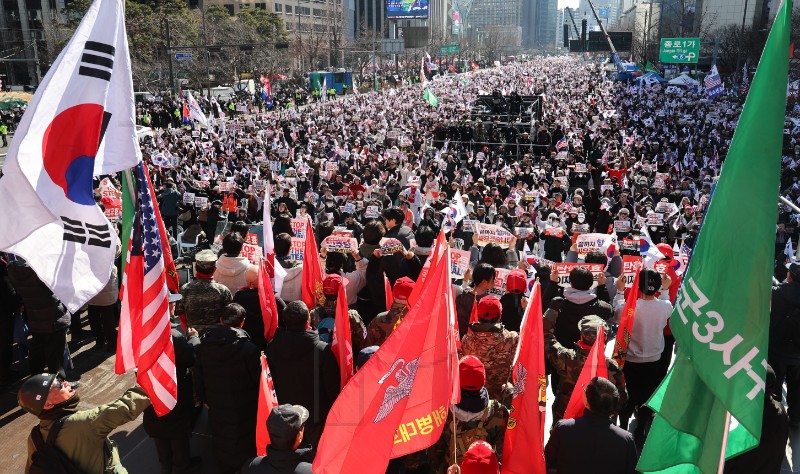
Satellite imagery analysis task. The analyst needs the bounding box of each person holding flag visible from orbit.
[637,3,791,470]
[429,356,509,472]
[544,315,627,423]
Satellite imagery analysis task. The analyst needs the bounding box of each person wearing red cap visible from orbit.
[364,277,414,347]
[499,268,528,332]
[453,441,500,474]
[312,274,366,356]
[430,356,508,473]
[461,295,519,401]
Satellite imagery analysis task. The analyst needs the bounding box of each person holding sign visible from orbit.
[612,268,672,447]
[540,213,570,263]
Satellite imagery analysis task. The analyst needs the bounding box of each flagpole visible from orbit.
[716,411,731,474]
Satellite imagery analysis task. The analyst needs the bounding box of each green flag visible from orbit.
[637,1,791,473]
[374,75,379,92]
[120,169,136,276]
[423,87,439,107]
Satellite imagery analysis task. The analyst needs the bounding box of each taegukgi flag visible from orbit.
[0,0,141,313]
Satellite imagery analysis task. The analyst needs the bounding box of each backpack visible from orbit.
[29,416,82,474]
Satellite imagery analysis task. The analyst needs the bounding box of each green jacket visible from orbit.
[27,386,151,473]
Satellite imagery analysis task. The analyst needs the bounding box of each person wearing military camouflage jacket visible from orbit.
[544,315,627,424]
[430,356,508,473]
[461,295,519,401]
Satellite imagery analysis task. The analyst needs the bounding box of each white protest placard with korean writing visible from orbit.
[475,223,514,248]
[489,268,512,296]
[182,192,195,204]
[613,220,632,233]
[323,236,358,253]
[462,219,479,233]
[194,196,208,209]
[365,205,380,219]
[621,255,644,288]
[575,233,611,259]
[646,213,664,226]
[551,262,605,288]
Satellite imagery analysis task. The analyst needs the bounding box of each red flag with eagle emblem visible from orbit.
[501,281,546,473]
[301,220,324,309]
[612,269,641,367]
[312,232,459,473]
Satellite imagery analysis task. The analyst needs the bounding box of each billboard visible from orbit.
[387,0,429,19]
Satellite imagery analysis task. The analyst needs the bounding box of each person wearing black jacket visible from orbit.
[0,253,21,385]
[143,293,201,474]
[768,262,800,425]
[195,303,261,474]
[241,405,313,474]
[7,259,70,377]
[265,301,340,455]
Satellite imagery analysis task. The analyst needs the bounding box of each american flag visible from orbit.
[704,65,723,99]
[740,63,750,96]
[115,162,177,416]
[556,137,568,151]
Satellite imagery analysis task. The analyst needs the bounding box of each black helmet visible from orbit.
[18,373,57,416]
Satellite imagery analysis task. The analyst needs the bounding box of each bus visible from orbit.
[308,70,353,94]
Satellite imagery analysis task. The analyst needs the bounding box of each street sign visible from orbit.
[659,37,700,63]
[381,39,405,54]
[175,52,193,61]
[439,44,459,55]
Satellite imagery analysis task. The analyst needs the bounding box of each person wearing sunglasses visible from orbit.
[18,372,150,473]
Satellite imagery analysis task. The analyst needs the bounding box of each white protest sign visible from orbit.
[462,219,479,233]
[489,268,512,296]
[613,220,632,233]
[194,196,208,209]
[475,223,514,248]
[622,255,644,288]
[240,243,264,264]
[182,192,195,204]
[365,205,380,219]
[286,237,306,262]
[646,213,664,226]
[290,218,307,239]
[601,185,614,194]
[322,236,358,253]
[552,263,605,288]
[575,233,611,259]
[449,249,471,280]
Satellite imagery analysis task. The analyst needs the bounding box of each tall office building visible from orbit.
[0,0,67,87]
[522,0,558,50]
[468,0,522,48]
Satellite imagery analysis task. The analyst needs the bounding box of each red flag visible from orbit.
[406,230,446,308]
[256,354,279,456]
[332,284,354,389]
[502,282,547,473]
[115,163,177,416]
[562,325,608,420]
[612,269,641,367]
[312,237,459,473]
[263,182,276,278]
[384,275,393,312]
[142,165,179,293]
[258,259,279,343]
[301,220,324,309]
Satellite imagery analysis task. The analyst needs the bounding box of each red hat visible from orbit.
[461,441,500,474]
[322,274,347,295]
[476,295,502,322]
[506,269,527,294]
[656,243,674,260]
[393,277,414,303]
[459,355,485,390]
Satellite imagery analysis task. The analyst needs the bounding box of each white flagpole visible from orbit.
[717,410,731,474]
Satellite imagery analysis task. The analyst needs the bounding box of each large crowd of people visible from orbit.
[5,55,800,473]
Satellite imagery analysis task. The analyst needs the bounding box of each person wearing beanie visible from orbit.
[365,277,415,346]
[545,377,638,474]
[544,315,627,423]
[613,267,672,446]
[174,249,232,335]
[461,295,520,401]
[457,441,500,474]
[18,373,151,473]
[312,274,367,356]
[430,356,509,473]
[195,303,261,473]
[241,405,314,473]
[455,263,496,339]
